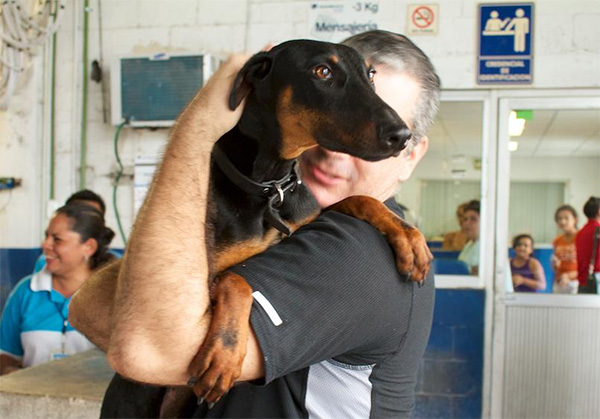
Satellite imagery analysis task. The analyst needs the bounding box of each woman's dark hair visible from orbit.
[55,203,115,269]
[512,233,534,252]
[65,189,106,216]
[463,199,480,215]
[554,204,578,225]
[583,196,600,219]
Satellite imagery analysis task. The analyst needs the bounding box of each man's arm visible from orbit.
[70,259,120,351]
[98,55,251,386]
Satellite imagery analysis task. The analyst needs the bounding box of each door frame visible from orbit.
[488,89,600,418]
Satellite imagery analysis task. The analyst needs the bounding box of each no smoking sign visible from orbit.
[407,4,438,35]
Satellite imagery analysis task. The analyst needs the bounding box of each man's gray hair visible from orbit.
[342,30,441,144]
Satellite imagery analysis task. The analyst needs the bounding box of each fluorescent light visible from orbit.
[509,140,519,152]
[509,111,526,136]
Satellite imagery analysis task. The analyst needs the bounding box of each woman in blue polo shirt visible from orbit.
[0,203,115,374]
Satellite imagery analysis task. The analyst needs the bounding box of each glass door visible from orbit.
[490,91,600,418]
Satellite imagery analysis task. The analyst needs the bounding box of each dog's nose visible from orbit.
[383,127,412,152]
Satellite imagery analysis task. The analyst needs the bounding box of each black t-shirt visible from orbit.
[193,199,435,418]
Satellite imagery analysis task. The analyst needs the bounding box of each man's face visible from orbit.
[300,65,424,208]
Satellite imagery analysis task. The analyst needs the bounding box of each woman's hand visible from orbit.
[558,273,571,286]
[550,254,560,270]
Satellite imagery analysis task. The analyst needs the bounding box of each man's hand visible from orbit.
[179,54,251,141]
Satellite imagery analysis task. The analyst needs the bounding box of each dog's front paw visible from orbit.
[386,218,433,282]
[328,196,432,283]
[187,271,254,406]
[187,328,245,406]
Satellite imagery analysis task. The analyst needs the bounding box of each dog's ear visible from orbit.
[229,52,272,110]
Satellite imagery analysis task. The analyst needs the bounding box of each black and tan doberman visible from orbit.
[99,39,432,417]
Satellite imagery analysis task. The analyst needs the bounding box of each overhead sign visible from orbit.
[477,3,534,85]
[407,4,439,35]
[308,1,384,43]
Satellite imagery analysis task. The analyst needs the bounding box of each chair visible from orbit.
[433,258,471,275]
[431,249,461,260]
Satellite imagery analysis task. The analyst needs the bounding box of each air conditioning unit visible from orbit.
[111,53,220,127]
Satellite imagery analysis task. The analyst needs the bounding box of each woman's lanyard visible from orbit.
[53,300,68,354]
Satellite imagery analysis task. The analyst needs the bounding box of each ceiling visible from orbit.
[428,101,600,158]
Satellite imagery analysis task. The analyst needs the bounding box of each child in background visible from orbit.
[551,205,579,294]
[511,234,546,292]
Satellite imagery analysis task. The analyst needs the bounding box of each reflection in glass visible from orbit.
[398,101,484,276]
[506,108,600,293]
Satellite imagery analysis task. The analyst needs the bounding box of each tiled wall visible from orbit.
[414,289,485,418]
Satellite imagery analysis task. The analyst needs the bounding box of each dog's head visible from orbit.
[230,40,412,162]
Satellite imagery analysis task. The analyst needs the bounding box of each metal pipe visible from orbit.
[79,0,90,189]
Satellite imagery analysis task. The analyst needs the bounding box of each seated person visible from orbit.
[0,204,115,375]
[442,201,468,251]
[33,189,120,273]
[551,204,579,294]
[576,196,600,294]
[458,200,480,274]
[510,234,546,293]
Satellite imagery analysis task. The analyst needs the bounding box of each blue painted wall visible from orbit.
[0,248,42,309]
[413,289,485,419]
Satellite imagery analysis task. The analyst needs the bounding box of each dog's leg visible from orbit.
[187,271,253,405]
[328,195,433,282]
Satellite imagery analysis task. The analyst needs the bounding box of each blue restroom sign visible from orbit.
[478,3,534,84]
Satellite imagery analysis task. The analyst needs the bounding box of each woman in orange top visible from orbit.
[551,204,579,294]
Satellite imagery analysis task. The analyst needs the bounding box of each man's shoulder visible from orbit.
[312,197,403,234]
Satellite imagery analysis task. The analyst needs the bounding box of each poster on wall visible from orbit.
[477,3,534,85]
[308,1,385,42]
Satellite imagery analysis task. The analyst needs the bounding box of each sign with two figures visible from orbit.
[478,3,534,85]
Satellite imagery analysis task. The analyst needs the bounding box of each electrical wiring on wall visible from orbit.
[0,0,66,108]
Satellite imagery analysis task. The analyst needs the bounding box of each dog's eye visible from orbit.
[368,68,376,84]
[313,65,333,79]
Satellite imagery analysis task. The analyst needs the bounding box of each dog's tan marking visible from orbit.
[277,86,377,160]
[287,212,320,233]
[329,55,339,64]
[277,87,322,160]
[214,229,281,273]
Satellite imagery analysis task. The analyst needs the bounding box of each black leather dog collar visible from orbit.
[212,143,302,236]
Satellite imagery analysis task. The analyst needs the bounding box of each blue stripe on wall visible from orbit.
[414,289,485,419]
[0,248,42,309]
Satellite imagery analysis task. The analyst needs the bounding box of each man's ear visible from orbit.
[398,136,429,182]
[229,52,272,110]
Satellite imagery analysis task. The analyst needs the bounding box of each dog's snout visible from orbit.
[383,127,412,152]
